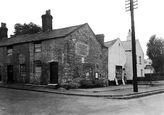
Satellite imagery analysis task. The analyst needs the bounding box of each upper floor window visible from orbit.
[34,42,41,53]
[7,46,13,56]
[139,56,142,64]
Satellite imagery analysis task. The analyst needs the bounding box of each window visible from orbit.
[7,46,13,56]
[125,50,131,52]
[95,72,99,79]
[141,69,143,77]
[34,60,42,73]
[34,42,41,53]
[139,56,142,64]
[20,64,26,77]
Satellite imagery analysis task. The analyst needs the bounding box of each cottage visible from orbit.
[0,10,108,88]
[122,30,145,82]
[105,38,126,85]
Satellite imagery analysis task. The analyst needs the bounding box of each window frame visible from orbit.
[7,45,13,56]
[34,42,42,53]
[20,64,27,77]
[139,56,142,65]
[34,60,42,73]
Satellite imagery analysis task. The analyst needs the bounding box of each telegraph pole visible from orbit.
[125,0,138,92]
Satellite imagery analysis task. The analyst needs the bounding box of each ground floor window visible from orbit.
[20,64,27,77]
[34,60,42,75]
[141,69,143,77]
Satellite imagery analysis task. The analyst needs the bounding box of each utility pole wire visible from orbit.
[125,0,138,92]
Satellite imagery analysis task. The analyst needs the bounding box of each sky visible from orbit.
[0,0,164,58]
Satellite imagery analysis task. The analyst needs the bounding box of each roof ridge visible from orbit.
[0,23,88,46]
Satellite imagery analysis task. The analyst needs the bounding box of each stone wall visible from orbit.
[0,24,108,87]
[61,24,108,87]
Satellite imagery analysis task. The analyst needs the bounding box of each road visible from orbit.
[0,88,164,115]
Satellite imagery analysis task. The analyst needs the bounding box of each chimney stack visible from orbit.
[41,10,53,32]
[126,29,131,41]
[96,34,105,46]
[0,22,8,40]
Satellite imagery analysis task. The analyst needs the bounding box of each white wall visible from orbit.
[123,40,145,80]
[136,40,145,77]
[108,39,126,80]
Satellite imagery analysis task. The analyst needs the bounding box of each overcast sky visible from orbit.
[0,0,164,58]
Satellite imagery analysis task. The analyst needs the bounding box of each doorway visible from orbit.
[7,65,13,83]
[116,66,122,80]
[50,62,58,84]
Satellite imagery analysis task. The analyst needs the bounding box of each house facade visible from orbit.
[105,38,126,84]
[122,30,145,81]
[0,10,108,88]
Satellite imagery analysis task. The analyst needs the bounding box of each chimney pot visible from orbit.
[0,22,8,40]
[41,10,53,32]
[1,23,6,28]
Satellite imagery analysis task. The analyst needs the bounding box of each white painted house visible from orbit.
[105,38,126,82]
[122,30,145,80]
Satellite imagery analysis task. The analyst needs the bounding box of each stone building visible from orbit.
[0,10,108,88]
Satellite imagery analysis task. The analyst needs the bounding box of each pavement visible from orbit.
[0,81,164,99]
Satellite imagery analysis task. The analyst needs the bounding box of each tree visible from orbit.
[11,22,41,37]
[146,35,164,74]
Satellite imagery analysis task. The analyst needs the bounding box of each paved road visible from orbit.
[0,88,164,115]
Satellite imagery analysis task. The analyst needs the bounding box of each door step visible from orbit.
[47,84,59,89]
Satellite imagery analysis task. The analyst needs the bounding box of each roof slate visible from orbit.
[104,38,118,48]
[121,40,132,50]
[0,23,86,46]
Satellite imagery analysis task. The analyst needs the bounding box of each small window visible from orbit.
[34,60,42,73]
[34,42,41,53]
[7,46,13,56]
[139,56,142,64]
[141,69,143,77]
[20,64,26,77]
[95,72,99,79]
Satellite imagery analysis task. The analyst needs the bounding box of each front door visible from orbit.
[50,62,58,84]
[116,66,122,80]
[7,65,13,83]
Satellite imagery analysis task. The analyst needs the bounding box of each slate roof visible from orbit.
[121,40,132,50]
[104,38,118,48]
[0,23,87,47]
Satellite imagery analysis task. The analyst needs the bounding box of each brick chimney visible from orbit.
[41,10,53,32]
[96,34,105,46]
[0,22,8,40]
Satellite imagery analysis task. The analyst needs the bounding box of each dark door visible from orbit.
[50,62,58,84]
[7,65,13,83]
[116,66,122,80]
